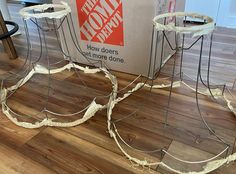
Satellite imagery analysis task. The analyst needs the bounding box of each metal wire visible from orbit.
[109,14,233,169]
[1,10,117,121]
[113,123,163,154]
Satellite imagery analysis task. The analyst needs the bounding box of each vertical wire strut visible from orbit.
[179,16,186,81]
[41,18,51,119]
[195,35,229,146]
[148,25,155,78]
[164,16,178,127]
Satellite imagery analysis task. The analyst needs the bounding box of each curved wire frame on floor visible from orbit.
[0,2,118,128]
[1,3,236,173]
[107,12,236,174]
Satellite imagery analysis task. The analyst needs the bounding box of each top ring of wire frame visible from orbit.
[153,12,215,37]
[19,2,71,20]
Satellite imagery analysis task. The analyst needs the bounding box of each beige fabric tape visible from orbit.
[19,1,71,20]
[153,12,215,37]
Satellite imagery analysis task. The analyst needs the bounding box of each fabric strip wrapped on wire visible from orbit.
[107,12,236,174]
[0,2,118,128]
[0,2,235,174]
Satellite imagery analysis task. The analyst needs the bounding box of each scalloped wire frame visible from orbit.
[0,2,118,128]
[107,12,236,174]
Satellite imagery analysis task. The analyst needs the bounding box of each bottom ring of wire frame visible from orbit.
[0,62,118,129]
[107,75,236,174]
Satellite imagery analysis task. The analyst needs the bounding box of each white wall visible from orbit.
[185,0,236,28]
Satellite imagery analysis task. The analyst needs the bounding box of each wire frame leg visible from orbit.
[205,32,218,97]
[158,18,167,74]
[179,17,187,80]
[232,79,236,90]
[195,36,229,146]
[148,25,155,79]
[179,33,185,81]
[164,35,178,127]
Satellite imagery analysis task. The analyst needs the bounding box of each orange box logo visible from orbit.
[76,0,124,46]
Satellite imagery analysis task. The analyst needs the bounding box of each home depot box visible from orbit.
[53,0,184,77]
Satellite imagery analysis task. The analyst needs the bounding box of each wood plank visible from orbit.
[0,3,234,174]
[20,127,161,174]
[61,114,172,162]
[161,141,216,173]
[0,142,54,174]
[0,113,43,148]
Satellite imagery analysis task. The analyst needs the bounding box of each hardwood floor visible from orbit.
[0,3,235,174]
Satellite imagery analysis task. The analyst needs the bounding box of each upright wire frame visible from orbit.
[107,12,236,173]
[0,3,117,128]
[1,3,236,173]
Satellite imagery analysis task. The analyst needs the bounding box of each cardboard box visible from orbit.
[54,0,185,77]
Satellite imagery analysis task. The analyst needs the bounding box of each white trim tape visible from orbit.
[19,1,71,20]
[153,12,215,37]
[1,62,118,128]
